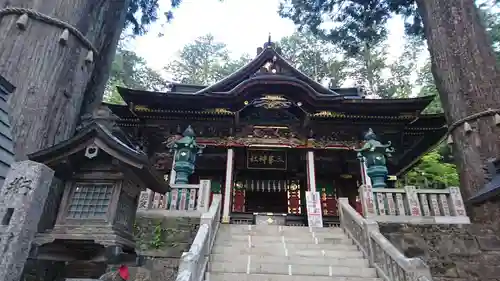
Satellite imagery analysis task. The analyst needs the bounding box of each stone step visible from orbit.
[215,234,353,245]
[216,229,348,238]
[207,272,383,281]
[214,241,357,251]
[210,253,370,267]
[211,245,364,258]
[217,230,348,239]
[209,261,377,278]
[219,225,344,235]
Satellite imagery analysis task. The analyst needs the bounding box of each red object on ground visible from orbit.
[119,265,129,280]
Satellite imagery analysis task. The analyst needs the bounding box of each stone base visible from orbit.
[254,213,286,225]
[380,222,500,281]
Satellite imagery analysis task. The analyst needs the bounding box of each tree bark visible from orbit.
[416,0,500,224]
[0,0,129,160]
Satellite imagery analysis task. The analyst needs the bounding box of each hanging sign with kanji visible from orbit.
[247,149,287,170]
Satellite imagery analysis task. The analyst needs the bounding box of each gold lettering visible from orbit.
[259,155,268,163]
[250,155,259,163]
[275,155,284,163]
[268,155,275,165]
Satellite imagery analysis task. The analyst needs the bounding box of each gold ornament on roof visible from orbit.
[252,95,292,109]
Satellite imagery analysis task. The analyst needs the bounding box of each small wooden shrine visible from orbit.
[25,107,168,278]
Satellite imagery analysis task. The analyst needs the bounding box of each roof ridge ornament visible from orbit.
[78,105,118,132]
[264,32,274,49]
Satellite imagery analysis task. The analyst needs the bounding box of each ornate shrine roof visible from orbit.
[115,42,436,115]
[106,40,449,177]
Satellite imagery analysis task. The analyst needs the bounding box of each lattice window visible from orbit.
[67,184,113,219]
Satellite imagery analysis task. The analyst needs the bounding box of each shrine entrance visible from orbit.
[230,148,308,224]
[245,188,288,213]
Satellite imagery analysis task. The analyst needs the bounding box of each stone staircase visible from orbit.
[206,224,382,281]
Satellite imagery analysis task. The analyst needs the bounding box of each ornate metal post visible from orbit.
[355,128,394,188]
[168,126,205,184]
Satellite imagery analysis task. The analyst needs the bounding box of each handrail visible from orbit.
[175,194,222,281]
[338,197,433,281]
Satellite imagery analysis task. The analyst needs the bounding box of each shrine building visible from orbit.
[104,40,448,225]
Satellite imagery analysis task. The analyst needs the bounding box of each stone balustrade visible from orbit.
[137,180,211,215]
[359,185,470,224]
[338,198,433,281]
[175,194,222,281]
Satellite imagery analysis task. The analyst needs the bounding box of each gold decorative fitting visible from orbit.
[211,108,232,114]
[262,95,286,101]
[234,181,244,190]
[85,50,94,64]
[134,105,149,111]
[312,111,345,117]
[387,175,397,181]
[447,134,454,145]
[463,121,472,133]
[494,113,500,125]
[59,28,69,45]
[254,95,291,109]
[16,13,29,29]
[287,182,299,191]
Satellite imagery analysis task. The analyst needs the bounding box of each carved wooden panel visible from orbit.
[240,107,299,124]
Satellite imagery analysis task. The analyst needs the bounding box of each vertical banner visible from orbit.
[305,191,323,228]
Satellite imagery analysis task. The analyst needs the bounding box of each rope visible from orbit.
[447,108,500,134]
[0,7,98,55]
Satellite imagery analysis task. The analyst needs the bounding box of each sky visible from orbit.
[130,0,408,73]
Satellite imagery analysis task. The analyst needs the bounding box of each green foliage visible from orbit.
[343,35,423,98]
[277,32,350,87]
[150,223,166,249]
[126,0,182,35]
[279,0,423,56]
[279,0,500,57]
[104,43,169,104]
[164,34,251,85]
[416,60,443,114]
[478,2,500,60]
[401,151,459,188]
[384,36,424,98]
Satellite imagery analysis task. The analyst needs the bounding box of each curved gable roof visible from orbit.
[194,46,348,96]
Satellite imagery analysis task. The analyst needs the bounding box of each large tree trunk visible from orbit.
[0,0,129,160]
[416,0,500,224]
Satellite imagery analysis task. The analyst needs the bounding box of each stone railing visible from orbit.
[359,185,470,224]
[338,198,433,281]
[175,194,222,281]
[137,180,211,213]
